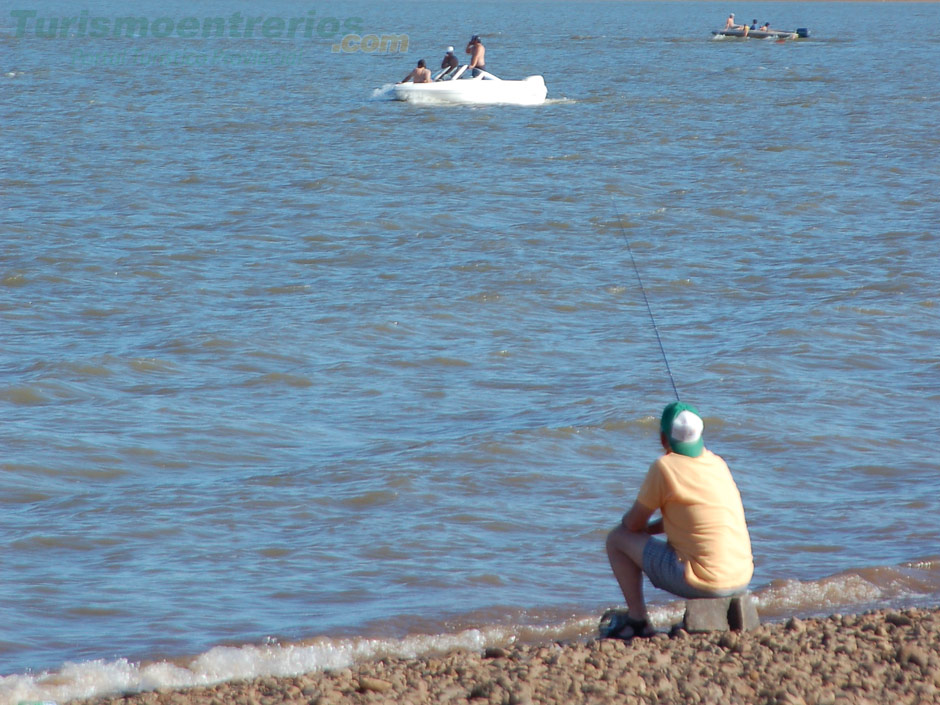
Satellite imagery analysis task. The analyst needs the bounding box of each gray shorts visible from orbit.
[642,538,748,599]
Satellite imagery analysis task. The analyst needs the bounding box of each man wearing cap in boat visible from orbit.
[399,59,431,84]
[724,13,737,30]
[440,46,459,79]
[465,35,486,77]
[603,402,753,639]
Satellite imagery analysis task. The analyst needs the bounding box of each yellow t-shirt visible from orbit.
[636,449,753,591]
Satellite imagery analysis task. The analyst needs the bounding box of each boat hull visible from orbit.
[392,76,547,106]
[712,27,809,40]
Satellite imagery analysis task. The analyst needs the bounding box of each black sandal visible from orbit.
[598,609,654,640]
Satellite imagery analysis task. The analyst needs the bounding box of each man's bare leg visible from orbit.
[605,524,651,621]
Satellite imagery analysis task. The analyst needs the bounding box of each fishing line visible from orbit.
[609,198,681,401]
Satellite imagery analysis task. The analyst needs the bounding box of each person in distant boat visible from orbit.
[750,19,758,30]
[760,22,770,31]
[466,35,486,77]
[603,402,753,640]
[724,13,736,30]
[399,59,431,84]
[440,46,459,78]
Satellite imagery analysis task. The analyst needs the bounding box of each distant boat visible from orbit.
[391,66,548,106]
[712,27,810,40]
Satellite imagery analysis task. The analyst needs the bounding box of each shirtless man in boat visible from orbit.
[724,13,737,30]
[399,59,431,84]
[466,35,486,77]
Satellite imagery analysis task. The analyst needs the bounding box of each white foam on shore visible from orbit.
[5,560,938,705]
[754,559,940,620]
[0,622,569,705]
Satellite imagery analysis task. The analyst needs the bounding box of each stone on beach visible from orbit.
[682,593,761,633]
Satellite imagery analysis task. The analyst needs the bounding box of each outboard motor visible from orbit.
[796,28,810,38]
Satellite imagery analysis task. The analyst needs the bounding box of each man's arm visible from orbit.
[621,500,654,533]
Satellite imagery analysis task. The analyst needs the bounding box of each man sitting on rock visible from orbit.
[603,402,753,639]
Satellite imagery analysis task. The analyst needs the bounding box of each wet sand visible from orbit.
[72,607,939,705]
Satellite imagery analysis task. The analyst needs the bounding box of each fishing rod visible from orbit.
[609,198,681,402]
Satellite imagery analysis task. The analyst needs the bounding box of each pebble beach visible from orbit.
[70,607,940,705]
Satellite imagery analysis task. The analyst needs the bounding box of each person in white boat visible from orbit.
[440,46,459,78]
[399,59,431,84]
[466,35,486,77]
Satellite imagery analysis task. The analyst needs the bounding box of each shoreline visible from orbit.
[70,606,940,705]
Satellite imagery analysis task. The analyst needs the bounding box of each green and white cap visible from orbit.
[660,401,704,457]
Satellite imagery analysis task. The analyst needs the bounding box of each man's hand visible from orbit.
[621,501,654,533]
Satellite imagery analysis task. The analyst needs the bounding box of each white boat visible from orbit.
[391,66,547,106]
